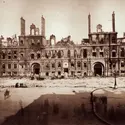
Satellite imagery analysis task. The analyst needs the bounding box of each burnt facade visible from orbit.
[0,12,125,78]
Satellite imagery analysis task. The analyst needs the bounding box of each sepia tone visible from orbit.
[0,0,125,125]
[0,12,125,78]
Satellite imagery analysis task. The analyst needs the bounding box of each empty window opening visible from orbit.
[83,49,87,58]
[121,48,125,57]
[2,64,5,69]
[77,61,81,68]
[58,71,61,75]
[14,64,17,69]
[31,54,34,59]
[100,52,104,57]
[71,62,74,67]
[112,51,116,57]
[20,40,24,45]
[8,56,11,59]
[46,72,49,76]
[84,63,87,68]
[121,62,124,67]
[93,52,96,57]
[2,53,5,59]
[37,53,40,59]
[52,63,55,68]
[58,62,61,68]
[8,64,11,69]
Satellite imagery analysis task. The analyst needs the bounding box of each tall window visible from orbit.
[2,64,5,69]
[74,50,77,58]
[92,52,96,57]
[8,64,11,69]
[2,53,5,59]
[100,52,104,57]
[83,49,87,58]
[14,64,17,69]
[57,51,61,58]
[84,63,87,68]
[77,61,81,68]
[121,62,124,67]
[67,50,71,58]
[20,40,24,45]
[121,48,125,57]
[52,63,55,68]
[112,51,116,57]
[31,54,34,59]
[13,51,17,54]
[37,53,40,59]
[46,63,50,69]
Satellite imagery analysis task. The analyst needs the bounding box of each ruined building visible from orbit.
[0,12,125,78]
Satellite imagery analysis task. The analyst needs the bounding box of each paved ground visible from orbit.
[0,77,125,125]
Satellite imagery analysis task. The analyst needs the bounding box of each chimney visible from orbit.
[88,13,91,34]
[41,15,45,36]
[112,11,115,32]
[20,17,25,36]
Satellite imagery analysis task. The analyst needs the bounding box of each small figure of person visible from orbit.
[4,89,10,99]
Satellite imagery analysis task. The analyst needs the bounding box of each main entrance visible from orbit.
[94,62,104,76]
[32,63,40,75]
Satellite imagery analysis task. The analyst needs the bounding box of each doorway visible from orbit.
[32,63,40,75]
[94,62,104,76]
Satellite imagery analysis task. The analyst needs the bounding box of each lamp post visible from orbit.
[113,70,117,89]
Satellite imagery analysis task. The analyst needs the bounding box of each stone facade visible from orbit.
[0,12,125,78]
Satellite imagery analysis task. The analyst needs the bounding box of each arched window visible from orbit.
[51,39,55,45]
[57,50,61,58]
[71,61,74,67]
[74,50,77,58]
[112,50,116,57]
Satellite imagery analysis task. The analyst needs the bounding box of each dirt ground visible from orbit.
[0,78,125,125]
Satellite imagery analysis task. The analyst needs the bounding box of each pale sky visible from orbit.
[0,0,125,43]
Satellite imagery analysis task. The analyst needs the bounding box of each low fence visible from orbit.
[90,87,114,125]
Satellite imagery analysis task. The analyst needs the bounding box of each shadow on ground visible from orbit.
[1,92,98,125]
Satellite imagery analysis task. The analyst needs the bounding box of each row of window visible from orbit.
[2,64,17,69]
[45,62,87,69]
[91,35,116,44]
[1,54,17,59]
[46,71,87,76]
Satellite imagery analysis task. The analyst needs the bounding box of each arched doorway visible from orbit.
[94,62,104,76]
[32,63,40,75]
